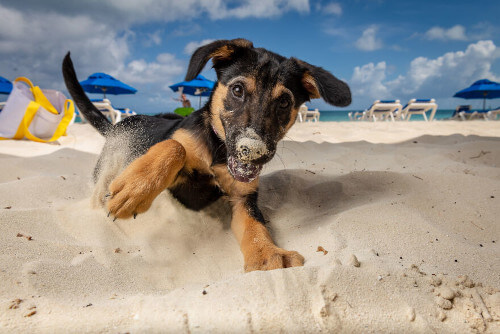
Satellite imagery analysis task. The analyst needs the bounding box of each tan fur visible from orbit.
[212,164,303,271]
[228,76,256,94]
[284,106,300,133]
[209,84,228,140]
[211,45,233,62]
[231,200,304,272]
[171,129,213,174]
[302,72,321,99]
[107,139,186,218]
[271,83,293,100]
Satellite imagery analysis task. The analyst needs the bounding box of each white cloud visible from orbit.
[117,53,185,87]
[349,40,499,107]
[184,39,216,55]
[208,0,310,19]
[355,26,382,51]
[322,2,342,15]
[0,6,130,90]
[350,62,389,99]
[1,0,310,24]
[425,25,467,41]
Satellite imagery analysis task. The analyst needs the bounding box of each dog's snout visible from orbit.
[236,137,267,162]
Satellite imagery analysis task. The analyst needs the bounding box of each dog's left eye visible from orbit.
[232,84,244,98]
[279,97,290,109]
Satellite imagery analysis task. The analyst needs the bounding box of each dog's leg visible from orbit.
[106,139,186,218]
[231,194,304,272]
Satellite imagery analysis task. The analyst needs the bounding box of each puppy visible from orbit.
[62,38,351,272]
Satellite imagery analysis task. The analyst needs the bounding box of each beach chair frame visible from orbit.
[91,98,136,124]
[297,104,320,122]
[401,99,438,121]
[364,100,402,122]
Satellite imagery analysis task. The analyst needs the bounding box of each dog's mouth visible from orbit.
[227,156,263,183]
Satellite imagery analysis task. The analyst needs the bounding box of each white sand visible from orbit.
[0,121,499,333]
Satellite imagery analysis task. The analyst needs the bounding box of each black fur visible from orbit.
[62,53,112,136]
[245,191,266,224]
[293,58,352,107]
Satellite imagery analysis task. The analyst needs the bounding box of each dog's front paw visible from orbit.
[244,245,304,272]
[107,173,158,219]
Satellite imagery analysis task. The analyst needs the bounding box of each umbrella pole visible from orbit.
[483,98,486,111]
[199,96,202,108]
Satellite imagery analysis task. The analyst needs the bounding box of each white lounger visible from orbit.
[363,100,403,122]
[487,106,500,120]
[401,99,438,121]
[90,98,136,124]
[297,104,320,122]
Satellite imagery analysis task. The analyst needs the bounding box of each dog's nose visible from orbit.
[236,137,267,162]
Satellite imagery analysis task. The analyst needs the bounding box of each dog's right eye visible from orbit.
[232,84,244,98]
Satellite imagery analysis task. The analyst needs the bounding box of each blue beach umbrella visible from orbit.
[169,75,215,107]
[453,79,500,110]
[80,72,137,99]
[0,76,13,95]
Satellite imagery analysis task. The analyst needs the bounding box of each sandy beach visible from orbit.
[0,121,499,333]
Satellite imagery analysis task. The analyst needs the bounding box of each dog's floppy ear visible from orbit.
[185,38,253,81]
[294,59,352,107]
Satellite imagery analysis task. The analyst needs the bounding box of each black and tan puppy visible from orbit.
[62,38,351,272]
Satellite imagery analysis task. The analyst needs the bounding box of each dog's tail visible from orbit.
[62,52,111,136]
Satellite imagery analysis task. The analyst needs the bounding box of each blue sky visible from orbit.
[1,0,499,113]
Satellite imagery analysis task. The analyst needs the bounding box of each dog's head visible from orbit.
[186,38,351,182]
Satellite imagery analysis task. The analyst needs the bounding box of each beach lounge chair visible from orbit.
[401,99,438,121]
[348,110,366,121]
[460,109,490,120]
[90,98,136,124]
[297,104,320,122]
[451,105,490,120]
[363,100,403,121]
[450,105,471,120]
[487,106,500,120]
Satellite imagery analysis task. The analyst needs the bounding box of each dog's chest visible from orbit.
[169,168,223,211]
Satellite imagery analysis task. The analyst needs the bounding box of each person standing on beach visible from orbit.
[173,93,191,108]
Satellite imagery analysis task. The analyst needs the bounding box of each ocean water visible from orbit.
[318,109,455,122]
